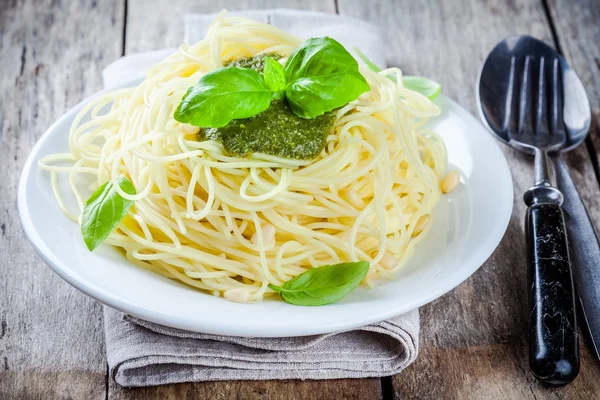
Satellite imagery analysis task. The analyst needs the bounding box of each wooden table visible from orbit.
[2,0,600,398]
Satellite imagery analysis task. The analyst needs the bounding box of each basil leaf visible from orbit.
[353,46,442,100]
[263,56,286,98]
[174,66,272,128]
[285,37,370,118]
[81,176,136,251]
[403,76,442,100]
[269,261,370,306]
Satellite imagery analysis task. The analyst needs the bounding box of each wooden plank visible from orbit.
[0,0,124,399]
[338,0,600,398]
[546,0,600,204]
[109,378,382,400]
[110,1,381,399]
[394,342,600,399]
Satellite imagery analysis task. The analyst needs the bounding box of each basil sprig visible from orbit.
[284,37,370,118]
[269,261,370,306]
[174,37,370,128]
[81,176,136,251]
[353,47,442,100]
[174,66,272,128]
[262,56,286,98]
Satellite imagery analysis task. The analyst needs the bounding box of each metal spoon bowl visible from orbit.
[477,35,590,152]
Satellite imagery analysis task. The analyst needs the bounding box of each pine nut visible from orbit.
[412,214,431,236]
[224,288,251,303]
[344,188,366,209]
[262,224,276,240]
[251,224,276,250]
[441,170,460,193]
[380,252,398,270]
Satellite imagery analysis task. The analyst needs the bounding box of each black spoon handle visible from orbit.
[526,201,579,385]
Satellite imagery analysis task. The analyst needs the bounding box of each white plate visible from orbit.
[18,80,513,337]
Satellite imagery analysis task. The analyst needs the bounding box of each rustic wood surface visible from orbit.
[1,0,600,399]
[547,0,600,215]
[0,1,123,399]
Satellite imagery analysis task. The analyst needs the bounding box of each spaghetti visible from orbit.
[39,14,452,302]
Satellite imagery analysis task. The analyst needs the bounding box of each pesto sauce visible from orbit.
[201,54,337,160]
[224,53,282,74]
[201,99,336,160]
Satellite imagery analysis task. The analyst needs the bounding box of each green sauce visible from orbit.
[224,53,282,74]
[201,99,336,160]
[200,54,337,160]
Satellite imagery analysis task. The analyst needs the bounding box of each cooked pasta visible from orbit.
[39,14,449,302]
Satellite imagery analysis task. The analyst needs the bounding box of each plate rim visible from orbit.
[18,78,514,337]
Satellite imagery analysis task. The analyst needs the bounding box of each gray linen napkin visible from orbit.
[102,10,420,387]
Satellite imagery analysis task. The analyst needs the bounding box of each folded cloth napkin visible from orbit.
[101,9,420,387]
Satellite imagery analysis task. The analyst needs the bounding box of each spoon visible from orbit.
[477,35,592,385]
